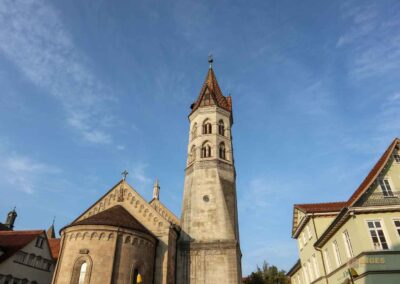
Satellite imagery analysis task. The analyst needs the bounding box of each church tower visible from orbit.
[178,57,242,283]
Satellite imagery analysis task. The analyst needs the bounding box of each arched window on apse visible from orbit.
[78,262,87,284]
[71,257,91,284]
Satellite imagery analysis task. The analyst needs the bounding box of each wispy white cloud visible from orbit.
[0,0,115,144]
[337,2,400,79]
[0,153,60,194]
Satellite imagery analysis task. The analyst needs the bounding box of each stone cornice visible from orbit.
[178,240,239,251]
[186,159,234,173]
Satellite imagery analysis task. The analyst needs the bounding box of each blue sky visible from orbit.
[1,0,400,275]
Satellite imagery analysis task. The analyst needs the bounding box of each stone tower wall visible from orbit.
[179,102,242,283]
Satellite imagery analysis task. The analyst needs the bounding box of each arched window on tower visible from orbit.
[218,120,225,136]
[203,119,212,134]
[191,123,197,140]
[219,142,226,160]
[189,145,196,163]
[201,142,212,158]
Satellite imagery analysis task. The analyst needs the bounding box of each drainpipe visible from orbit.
[312,214,329,284]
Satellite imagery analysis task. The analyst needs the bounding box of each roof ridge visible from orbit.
[295,201,347,206]
[0,230,44,235]
[347,137,400,206]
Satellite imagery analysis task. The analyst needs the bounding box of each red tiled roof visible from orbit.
[295,138,400,213]
[0,230,43,263]
[69,205,153,236]
[190,68,232,115]
[48,238,60,260]
[347,138,400,206]
[294,201,346,213]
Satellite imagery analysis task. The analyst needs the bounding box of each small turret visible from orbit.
[5,207,17,230]
[153,179,160,200]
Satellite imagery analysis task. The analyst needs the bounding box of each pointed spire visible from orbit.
[153,178,160,200]
[47,217,56,239]
[190,56,232,114]
[5,207,17,230]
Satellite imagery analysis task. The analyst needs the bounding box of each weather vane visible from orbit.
[208,53,213,68]
[121,170,129,181]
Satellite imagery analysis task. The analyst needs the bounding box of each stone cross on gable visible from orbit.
[121,170,129,181]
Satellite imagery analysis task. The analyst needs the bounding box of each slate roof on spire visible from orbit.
[190,67,232,115]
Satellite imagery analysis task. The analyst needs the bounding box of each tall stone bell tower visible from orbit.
[178,56,242,283]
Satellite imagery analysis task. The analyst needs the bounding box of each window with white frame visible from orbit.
[367,220,389,250]
[343,230,354,258]
[332,240,342,267]
[307,260,314,281]
[394,219,400,237]
[323,248,332,273]
[307,224,312,240]
[379,178,394,197]
[312,254,320,278]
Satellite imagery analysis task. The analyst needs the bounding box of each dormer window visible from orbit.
[35,237,44,249]
[203,119,212,134]
[379,179,394,197]
[394,154,400,163]
[218,120,225,136]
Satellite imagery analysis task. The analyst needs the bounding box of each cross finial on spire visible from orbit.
[121,170,129,181]
[208,54,213,69]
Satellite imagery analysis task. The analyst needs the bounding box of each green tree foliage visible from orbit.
[243,261,289,284]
